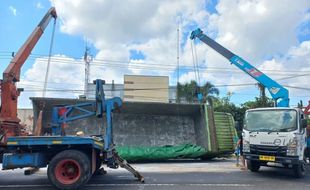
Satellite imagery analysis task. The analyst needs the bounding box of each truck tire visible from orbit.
[293,160,306,178]
[247,160,260,172]
[48,150,91,190]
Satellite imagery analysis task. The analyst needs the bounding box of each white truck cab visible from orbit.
[243,107,309,177]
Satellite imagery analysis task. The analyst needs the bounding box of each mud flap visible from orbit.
[112,150,145,183]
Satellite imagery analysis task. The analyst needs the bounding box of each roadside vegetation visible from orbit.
[176,81,275,128]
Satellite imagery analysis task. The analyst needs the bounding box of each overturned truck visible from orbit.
[31,98,237,161]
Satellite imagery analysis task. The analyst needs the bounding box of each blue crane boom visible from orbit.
[190,28,289,107]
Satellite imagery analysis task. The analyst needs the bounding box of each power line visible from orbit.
[20,89,309,99]
[276,73,310,80]
[16,74,310,92]
[2,56,308,79]
[283,85,310,91]
[1,52,310,74]
[18,79,83,86]
[18,83,310,92]
[2,52,310,96]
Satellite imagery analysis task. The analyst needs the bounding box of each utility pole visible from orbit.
[84,47,91,99]
[176,23,180,103]
[257,83,267,107]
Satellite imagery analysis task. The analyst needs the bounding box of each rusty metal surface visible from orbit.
[17,109,34,134]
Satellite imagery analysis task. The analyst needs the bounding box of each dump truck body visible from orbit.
[31,98,237,161]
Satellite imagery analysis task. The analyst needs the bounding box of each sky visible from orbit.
[0,0,309,108]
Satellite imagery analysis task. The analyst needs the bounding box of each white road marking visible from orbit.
[87,183,254,187]
[0,183,254,188]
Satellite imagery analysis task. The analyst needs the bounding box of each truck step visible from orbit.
[24,167,39,175]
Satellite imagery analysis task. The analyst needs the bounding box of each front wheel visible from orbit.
[247,160,260,172]
[48,150,91,190]
[293,160,306,178]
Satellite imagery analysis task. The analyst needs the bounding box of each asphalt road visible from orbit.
[0,158,309,190]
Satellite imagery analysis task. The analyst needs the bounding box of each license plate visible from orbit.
[259,155,275,161]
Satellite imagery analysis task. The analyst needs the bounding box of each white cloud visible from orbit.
[50,0,208,85]
[9,6,17,16]
[19,55,85,101]
[225,41,310,102]
[36,1,44,9]
[18,0,308,107]
[53,0,207,44]
[272,41,310,95]
[195,0,310,105]
[217,0,308,60]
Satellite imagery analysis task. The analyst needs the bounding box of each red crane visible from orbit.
[0,7,57,143]
[304,101,310,115]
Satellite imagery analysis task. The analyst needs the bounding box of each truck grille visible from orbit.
[250,145,287,156]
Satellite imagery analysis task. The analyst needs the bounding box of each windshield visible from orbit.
[244,110,297,132]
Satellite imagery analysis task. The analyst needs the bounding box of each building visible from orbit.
[85,80,124,100]
[123,75,169,103]
[86,75,178,103]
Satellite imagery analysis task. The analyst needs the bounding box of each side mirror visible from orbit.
[301,119,308,129]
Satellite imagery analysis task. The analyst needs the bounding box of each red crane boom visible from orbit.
[0,7,57,142]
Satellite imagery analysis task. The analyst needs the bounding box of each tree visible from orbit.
[213,93,246,129]
[213,91,273,131]
[201,81,219,106]
[176,80,219,104]
[176,80,198,103]
[241,97,273,109]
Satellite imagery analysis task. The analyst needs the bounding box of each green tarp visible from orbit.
[116,144,208,161]
[116,111,238,161]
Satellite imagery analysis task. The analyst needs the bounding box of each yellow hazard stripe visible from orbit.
[52,140,62,144]
[7,141,18,145]
[94,141,103,147]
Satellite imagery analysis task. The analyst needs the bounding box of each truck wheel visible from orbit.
[247,160,260,172]
[282,163,289,168]
[48,150,91,190]
[293,160,306,178]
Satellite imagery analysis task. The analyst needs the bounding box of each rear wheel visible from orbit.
[247,160,260,172]
[48,150,91,190]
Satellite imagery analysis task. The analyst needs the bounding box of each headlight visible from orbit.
[287,137,298,156]
[243,140,250,153]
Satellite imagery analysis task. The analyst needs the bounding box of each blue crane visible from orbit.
[190,28,289,107]
[3,79,144,189]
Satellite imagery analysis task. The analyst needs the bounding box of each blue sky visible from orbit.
[0,0,309,108]
[0,0,94,73]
